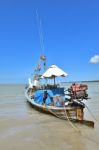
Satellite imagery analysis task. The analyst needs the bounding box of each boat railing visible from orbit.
[40,84,60,90]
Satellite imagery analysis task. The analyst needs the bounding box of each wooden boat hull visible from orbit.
[25,89,94,128]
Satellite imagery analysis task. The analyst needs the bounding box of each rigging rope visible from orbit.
[36,11,45,54]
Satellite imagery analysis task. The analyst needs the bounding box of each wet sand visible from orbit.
[0,84,99,150]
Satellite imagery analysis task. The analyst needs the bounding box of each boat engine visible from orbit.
[67,83,88,101]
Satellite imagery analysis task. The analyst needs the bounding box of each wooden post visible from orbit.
[77,107,84,121]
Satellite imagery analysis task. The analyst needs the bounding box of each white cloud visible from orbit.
[90,55,99,64]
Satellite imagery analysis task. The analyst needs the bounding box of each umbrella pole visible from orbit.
[54,76,55,87]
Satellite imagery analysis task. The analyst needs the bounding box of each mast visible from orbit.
[33,11,46,81]
[33,54,46,81]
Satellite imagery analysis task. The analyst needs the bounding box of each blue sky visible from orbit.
[0,0,99,83]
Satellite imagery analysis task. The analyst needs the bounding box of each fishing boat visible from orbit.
[25,55,94,128]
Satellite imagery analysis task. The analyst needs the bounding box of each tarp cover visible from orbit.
[34,88,64,105]
[34,89,53,105]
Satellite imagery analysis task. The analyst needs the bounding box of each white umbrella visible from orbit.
[42,65,68,85]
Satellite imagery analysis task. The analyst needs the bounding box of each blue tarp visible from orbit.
[34,89,53,105]
[34,88,65,106]
[51,88,64,95]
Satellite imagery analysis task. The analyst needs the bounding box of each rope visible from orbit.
[45,105,81,133]
[63,105,81,132]
[45,105,66,119]
[85,103,99,124]
[45,105,99,145]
